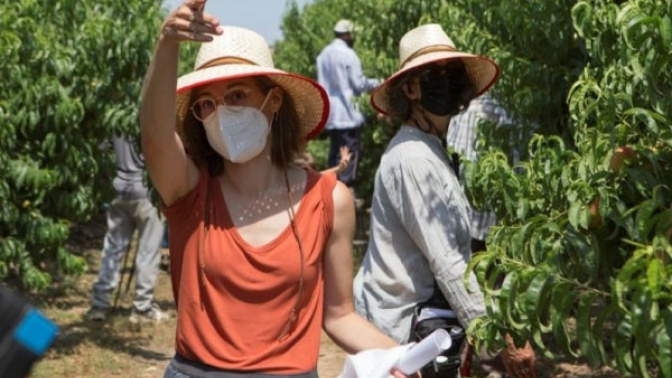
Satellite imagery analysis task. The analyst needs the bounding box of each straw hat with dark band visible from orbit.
[370,23,500,115]
[176,26,329,140]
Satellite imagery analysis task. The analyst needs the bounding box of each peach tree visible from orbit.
[278,0,671,375]
[0,0,166,290]
[459,1,671,376]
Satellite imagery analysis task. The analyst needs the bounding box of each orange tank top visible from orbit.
[163,165,336,374]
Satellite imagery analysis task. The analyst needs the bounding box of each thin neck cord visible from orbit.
[276,115,306,342]
[411,107,449,149]
[198,173,211,310]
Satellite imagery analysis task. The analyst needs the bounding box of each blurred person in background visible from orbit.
[316,19,380,200]
[293,145,352,175]
[86,133,166,323]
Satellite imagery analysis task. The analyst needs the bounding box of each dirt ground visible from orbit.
[27,217,622,378]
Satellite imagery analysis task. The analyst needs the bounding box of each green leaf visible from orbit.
[660,16,672,47]
[568,202,581,230]
[635,199,660,241]
[498,270,525,330]
[623,107,665,135]
[550,281,578,357]
[571,1,593,38]
[592,301,614,365]
[579,204,592,230]
[625,15,658,50]
[658,310,672,378]
[576,292,599,365]
[647,258,664,299]
[613,314,635,371]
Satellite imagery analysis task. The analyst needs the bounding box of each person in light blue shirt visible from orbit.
[316,19,380,193]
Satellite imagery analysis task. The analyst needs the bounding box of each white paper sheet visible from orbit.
[337,329,452,378]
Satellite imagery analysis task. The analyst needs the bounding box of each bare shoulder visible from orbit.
[331,179,354,215]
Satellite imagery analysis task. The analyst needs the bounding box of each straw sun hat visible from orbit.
[370,23,500,115]
[175,26,328,140]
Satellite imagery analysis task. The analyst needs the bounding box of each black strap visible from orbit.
[450,152,461,179]
[409,281,465,378]
[423,280,452,310]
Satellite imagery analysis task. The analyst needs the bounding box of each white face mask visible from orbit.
[203,92,272,163]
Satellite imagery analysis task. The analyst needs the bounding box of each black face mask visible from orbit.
[418,69,455,116]
[418,62,472,116]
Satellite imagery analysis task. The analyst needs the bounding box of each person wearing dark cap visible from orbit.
[316,19,380,198]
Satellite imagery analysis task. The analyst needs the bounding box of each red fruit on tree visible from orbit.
[609,146,636,172]
[589,197,602,229]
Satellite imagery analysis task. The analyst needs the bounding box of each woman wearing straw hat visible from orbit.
[140,1,415,377]
[353,24,536,378]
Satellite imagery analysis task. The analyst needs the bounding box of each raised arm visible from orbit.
[139,0,222,206]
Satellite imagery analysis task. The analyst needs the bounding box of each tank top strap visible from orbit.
[316,172,337,235]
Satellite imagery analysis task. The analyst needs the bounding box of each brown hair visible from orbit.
[181,76,304,177]
[386,59,476,121]
[293,152,317,170]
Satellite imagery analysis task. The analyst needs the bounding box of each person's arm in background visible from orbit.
[346,52,380,95]
[320,145,351,175]
[316,51,326,89]
[139,0,221,206]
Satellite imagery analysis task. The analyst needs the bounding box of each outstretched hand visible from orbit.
[161,0,223,43]
[338,145,352,168]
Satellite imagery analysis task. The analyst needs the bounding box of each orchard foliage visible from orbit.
[466,1,672,376]
[279,0,672,375]
[0,0,167,290]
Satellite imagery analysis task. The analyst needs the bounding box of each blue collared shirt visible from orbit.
[316,38,380,130]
